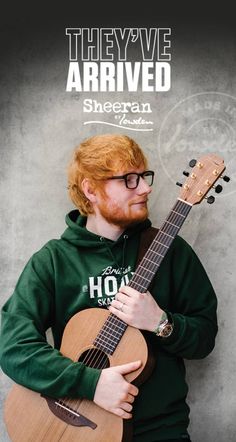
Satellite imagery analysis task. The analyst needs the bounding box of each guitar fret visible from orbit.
[95,335,115,347]
[129,280,149,292]
[97,328,124,342]
[170,214,183,223]
[157,230,172,239]
[96,331,120,345]
[103,320,126,333]
[95,339,115,354]
[171,209,185,217]
[98,329,119,341]
[107,316,127,329]
[166,220,180,228]
[153,239,169,248]
[134,273,153,283]
[96,329,124,341]
[154,251,164,258]
[142,256,159,265]
[162,226,178,236]
[146,248,165,258]
[94,337,119,350]
[159,231,174,239]
[139,264,155,274]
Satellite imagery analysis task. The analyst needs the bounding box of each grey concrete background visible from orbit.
[1,10,236,442]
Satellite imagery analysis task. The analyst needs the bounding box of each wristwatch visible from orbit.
[153,311,174,338]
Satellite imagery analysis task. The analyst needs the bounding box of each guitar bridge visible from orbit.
[42,395,97,429]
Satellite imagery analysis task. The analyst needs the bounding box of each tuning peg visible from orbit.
[183,171,189,177]
[214,184,223,193]
[189,159,197,167]
[206,195,215,204]
[176,182,183,187]
[221,175,230,182]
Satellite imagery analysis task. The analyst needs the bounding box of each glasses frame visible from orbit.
[106,170,155,189]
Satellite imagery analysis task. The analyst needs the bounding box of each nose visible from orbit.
[136,177,152,195]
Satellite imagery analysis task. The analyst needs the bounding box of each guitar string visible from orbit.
[60,349,109,412]
[60,200,191,412]
[130,200,191,290]
[62,317,128,409]
[64,311,134,412]
[63,316,127,411]
[135,200,189,269]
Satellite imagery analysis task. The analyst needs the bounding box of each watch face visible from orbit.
[160,323,173,337]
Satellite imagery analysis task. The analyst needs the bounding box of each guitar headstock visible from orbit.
[177,154,229,205]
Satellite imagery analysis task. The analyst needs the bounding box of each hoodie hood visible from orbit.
[61,209,152,248]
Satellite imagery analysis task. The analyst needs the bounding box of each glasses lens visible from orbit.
[143,171,154,186]
[126,173,139,189]
[125,171,154,188]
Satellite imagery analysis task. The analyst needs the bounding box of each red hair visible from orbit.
[67,134,148,215]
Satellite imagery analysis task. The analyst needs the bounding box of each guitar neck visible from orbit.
[93,198,192,355]
[129,198,192,292]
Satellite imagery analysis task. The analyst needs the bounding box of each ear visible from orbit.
[81,178,97,204]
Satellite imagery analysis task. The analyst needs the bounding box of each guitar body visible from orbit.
[4,308,151,442]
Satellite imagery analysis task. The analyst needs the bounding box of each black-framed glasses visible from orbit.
[106,170,154,189]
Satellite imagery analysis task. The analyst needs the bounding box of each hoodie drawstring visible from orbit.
[99,234,128,276]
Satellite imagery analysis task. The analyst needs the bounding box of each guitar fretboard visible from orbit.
[93,199,192,355]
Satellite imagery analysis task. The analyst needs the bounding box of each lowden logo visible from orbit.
[83,98,154,132]
[158,92,236,196]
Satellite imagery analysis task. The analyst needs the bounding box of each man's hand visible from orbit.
[93,360,141,419]
[109,286,164,332]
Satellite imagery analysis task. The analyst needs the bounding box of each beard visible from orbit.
[97,197,149,228]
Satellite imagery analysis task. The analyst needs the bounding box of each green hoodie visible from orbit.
[0,209,217,441]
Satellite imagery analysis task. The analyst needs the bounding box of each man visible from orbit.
[0,134,217,441]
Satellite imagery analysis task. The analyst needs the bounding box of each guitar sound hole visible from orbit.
[78,348,110,369]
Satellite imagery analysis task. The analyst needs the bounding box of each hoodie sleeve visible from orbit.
[155,236,218,359]
[0,247,101,400]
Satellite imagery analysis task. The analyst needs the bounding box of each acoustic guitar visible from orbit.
[4,154,228,441]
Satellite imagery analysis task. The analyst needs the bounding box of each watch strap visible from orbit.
[153,311,168,334]
[153,311,174,338]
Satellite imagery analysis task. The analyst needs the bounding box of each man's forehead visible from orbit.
[115,166,146,175]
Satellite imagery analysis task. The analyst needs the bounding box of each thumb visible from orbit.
[113,360,142,375]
